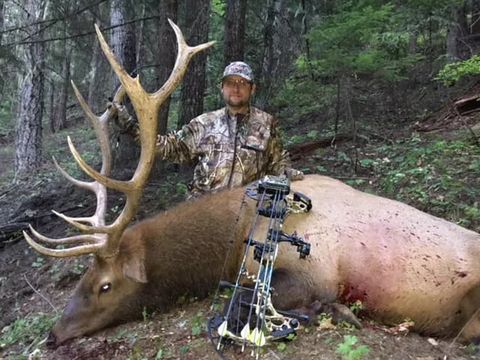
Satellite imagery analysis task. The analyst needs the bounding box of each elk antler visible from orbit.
[24,20,215,258]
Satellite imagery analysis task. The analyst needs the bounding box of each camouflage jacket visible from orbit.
[114,105,303,194]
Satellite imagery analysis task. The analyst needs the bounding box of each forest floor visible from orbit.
[0,87,480,360]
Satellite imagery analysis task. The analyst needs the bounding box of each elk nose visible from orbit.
[46,332,57,348]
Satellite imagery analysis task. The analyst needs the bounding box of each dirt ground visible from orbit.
[1,104,480,359]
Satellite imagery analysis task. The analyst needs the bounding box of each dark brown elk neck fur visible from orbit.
[119,187,254,308]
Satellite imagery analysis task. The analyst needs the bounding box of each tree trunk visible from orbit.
[136,2,146,67]
[301,0,314,79]
[257,0,278,108]
[110,0,138,171]
[110,0,137,89]
[49,80,55,133]
[88,19,106,113]
[447,7,460,62]
[51,22,70,133]
[57,47,71,130]
[15,0,45,175]
[178,0,211,127]
[471,0,480,35]
[0,0,4,45]
[157,0,178,135]
[224,0,247,65]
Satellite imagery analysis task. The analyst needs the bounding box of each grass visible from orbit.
[0,313,59,357]
[336,335,371,360]
[354,133,480,231]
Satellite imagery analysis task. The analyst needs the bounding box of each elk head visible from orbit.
[23,20,214,346]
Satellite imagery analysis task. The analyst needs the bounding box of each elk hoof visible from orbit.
[322,302,363,329]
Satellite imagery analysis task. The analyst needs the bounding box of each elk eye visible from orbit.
[100,283,111,293]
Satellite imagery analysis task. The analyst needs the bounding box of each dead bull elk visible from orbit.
[24,24,480,348]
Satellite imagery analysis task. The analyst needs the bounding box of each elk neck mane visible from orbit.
[118,187,254,307]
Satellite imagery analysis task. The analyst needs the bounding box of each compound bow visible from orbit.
[208,175,312,359]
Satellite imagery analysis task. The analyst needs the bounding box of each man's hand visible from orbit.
[108,101,138,135]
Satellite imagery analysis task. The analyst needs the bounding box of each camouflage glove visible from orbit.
[284,168,305,181]
[108,101,139,135]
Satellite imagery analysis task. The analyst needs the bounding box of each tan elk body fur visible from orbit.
[49,175,480,344]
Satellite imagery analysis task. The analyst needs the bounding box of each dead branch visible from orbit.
[288,133,353,161]
[23,274,58,314]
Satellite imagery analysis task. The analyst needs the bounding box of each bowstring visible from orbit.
[252,189,285,358]
[215,187,269,349]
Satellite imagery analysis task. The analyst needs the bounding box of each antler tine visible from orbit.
[24,86,127,257]
[71,82,126,177]
[51,85,127,193]
[152,19,216,103]
[27,224,103,245]
[24,230,104,258]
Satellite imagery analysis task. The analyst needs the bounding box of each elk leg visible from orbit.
[453,283,480,344]
[271,268,362,328]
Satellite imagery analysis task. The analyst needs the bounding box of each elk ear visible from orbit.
[123,256,148,283]
[120,231,148,283]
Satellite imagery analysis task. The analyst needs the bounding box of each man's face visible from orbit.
[222,75,254,109]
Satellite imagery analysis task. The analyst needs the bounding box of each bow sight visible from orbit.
[208,175,312,359]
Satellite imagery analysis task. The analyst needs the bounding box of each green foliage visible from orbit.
[72,259,86,275]
[273,80,336,124]
[176,182,188,195]
[0,100,15,136]
[191,311,205,337]
[360,136,480,229]
[349,300,364,315]
[307,130,319,139]
[180,345,191,354]
[129,342,148,360]
[303,3,418,82]
[336,335,371,360]
[436,55,480,86]
[31,257,45,268]
[142,307,150,323]
[0,314,59,349]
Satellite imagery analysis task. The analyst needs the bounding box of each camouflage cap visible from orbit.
[222,61,254,83]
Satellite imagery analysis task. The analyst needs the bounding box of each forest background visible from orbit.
[1,0,480,359]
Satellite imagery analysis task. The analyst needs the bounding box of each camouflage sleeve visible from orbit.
[110,101,201,163]
[155,121,202,163]
[267,118,304,181]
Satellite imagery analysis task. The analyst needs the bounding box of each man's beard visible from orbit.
[224,95,249,109]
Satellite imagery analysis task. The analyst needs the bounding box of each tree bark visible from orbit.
[446,7,460,62]
[88,17,107,114]
[0,0,4,45]
[15,0,46,175]
[471,0,480,35]
[51,21,70,133]
[157,0,178,135]
[224,0,247,65]
[49,79,55,133]
[110,0,137,89]
[110,0,138,170]
[257,0,278,108]
[178,0,211,127]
